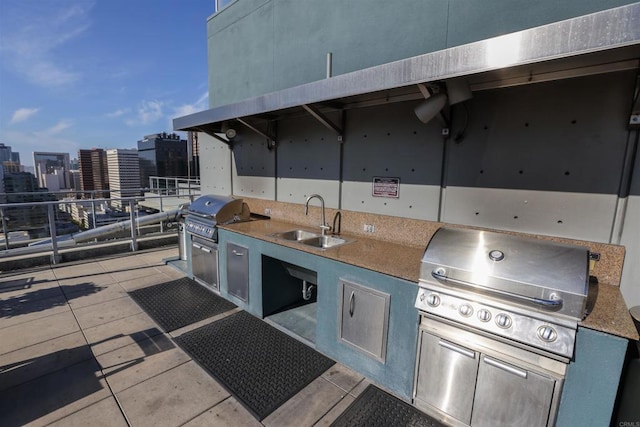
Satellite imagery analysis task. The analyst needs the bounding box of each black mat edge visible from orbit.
[128,277,236,332]
[330,384,444,427]
[175,310,335,421]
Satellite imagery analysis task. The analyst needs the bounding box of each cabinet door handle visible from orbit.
[483,356,527,378]
[201,246,211,253]
[192,243,202,250]
[232,250,244,256]
[349,291,355,317]
[438,340,476,359]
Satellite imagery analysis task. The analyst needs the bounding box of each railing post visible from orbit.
[1,208,9,251]
[159,194,164,233]
[48,204,61,264]
[129,200,138,252]
[91,197,97,229]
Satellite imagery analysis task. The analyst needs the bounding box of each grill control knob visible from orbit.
[459,304,473,317]
[426,294,441,307]
[537,326,558,342]
[477,309,491,322]
[419,292,426,302]
[495,313,512,329]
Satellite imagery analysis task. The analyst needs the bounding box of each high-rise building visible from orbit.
[0,143,13,163]
[78,149,110,198]
[137,132,188,187]
[2,172,56,232]
[106,148,140,210]
[33,152,71,190]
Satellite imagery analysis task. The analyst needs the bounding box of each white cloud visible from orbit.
[126,100,164,126]
[172,92,209,118]
[106,108,130,118]
[10,107,40,124]
[44,120,73,134]
[0,0,94,88]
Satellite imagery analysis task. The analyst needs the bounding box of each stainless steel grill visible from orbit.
[415,227,589,360]
[413,227,590,426]
[185,195,250,291]
[184,195,249,241]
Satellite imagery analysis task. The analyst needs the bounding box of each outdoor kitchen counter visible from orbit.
[220,219,639,341]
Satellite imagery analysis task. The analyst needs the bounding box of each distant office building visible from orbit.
[78,149,110,198]
[2,161,22,173]
[11,152,20,163]
[70,158,79,170]
[0,143,13,163]
[107,148,140,210]
[2,172,56,233]
[70,170,81,191]
[33,152,71,189]
[137,132,188,187]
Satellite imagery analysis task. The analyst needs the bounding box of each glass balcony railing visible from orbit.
[0,178,201,264]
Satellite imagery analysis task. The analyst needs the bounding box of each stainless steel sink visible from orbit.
[272,229,319,241]
[300,235,350,249]
[272,229,353,249]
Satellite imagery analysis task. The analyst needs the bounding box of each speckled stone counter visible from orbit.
[221,217,639,341]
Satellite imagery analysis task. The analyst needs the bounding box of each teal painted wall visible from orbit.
[218,228,420,400]
[556,327,628,426]
[206,0,636,107]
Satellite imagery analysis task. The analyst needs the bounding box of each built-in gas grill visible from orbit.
[413,227,590,427]
[185,195,250,290]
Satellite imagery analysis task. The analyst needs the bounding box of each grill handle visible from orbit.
[431,269,563,310]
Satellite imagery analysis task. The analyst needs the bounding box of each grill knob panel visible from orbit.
[537,326,558,342]
[495,313,512,329]
[459,304,473,317]
[426,294,441,307]
[477,309,491,322]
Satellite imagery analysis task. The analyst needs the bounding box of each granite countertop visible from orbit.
[220,219,639,341]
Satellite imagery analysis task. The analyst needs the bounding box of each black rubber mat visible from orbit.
[175,310,335,421]
[128,277,236,332]
[331,385,445,427]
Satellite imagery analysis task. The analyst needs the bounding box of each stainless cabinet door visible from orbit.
[227,242,249,301]
[415,331,479,424]
[192,239,219,290]
[340,280,390,361]
[471,354,555,427]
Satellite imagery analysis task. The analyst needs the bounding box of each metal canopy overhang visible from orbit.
[173,3,640,135]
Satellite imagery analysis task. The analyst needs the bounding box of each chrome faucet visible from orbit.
[305,194,331,237]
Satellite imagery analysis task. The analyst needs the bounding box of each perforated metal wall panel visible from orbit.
[199,133,232,195]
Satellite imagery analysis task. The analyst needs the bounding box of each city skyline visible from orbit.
[0,0,213,168]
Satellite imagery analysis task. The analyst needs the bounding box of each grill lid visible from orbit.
[187,195,248,224]
[420,228,589,320]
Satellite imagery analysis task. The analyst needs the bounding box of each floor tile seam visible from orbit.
[91,330,176,361]
[311,388,354,427]
[35,395,122,427]
[0,288,69,312]
[76,310,148,336]
[0,265,55,280]
[323,375,365,395]
[52,265,109,281]
[168,307,244,339]
[0,347,98,394]
[348,379,369,398]
[62,284,134,427]
[57,273,119,288]
[112,267,170,284]
[0,306,75,333]
[176,395,237,427]
[65,291,131,311]
[107,358,193,396]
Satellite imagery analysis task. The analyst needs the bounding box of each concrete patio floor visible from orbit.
[0,247,371,427]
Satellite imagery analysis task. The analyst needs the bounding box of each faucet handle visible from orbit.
[320,224,331,231]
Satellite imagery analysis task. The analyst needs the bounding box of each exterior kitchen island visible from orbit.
[209,209,638,426]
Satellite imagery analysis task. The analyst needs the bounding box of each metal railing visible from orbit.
[0,186,201,264]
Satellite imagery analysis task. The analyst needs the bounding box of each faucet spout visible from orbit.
[304,194,330,236]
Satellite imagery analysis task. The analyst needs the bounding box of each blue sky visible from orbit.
[0,0,213,167]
